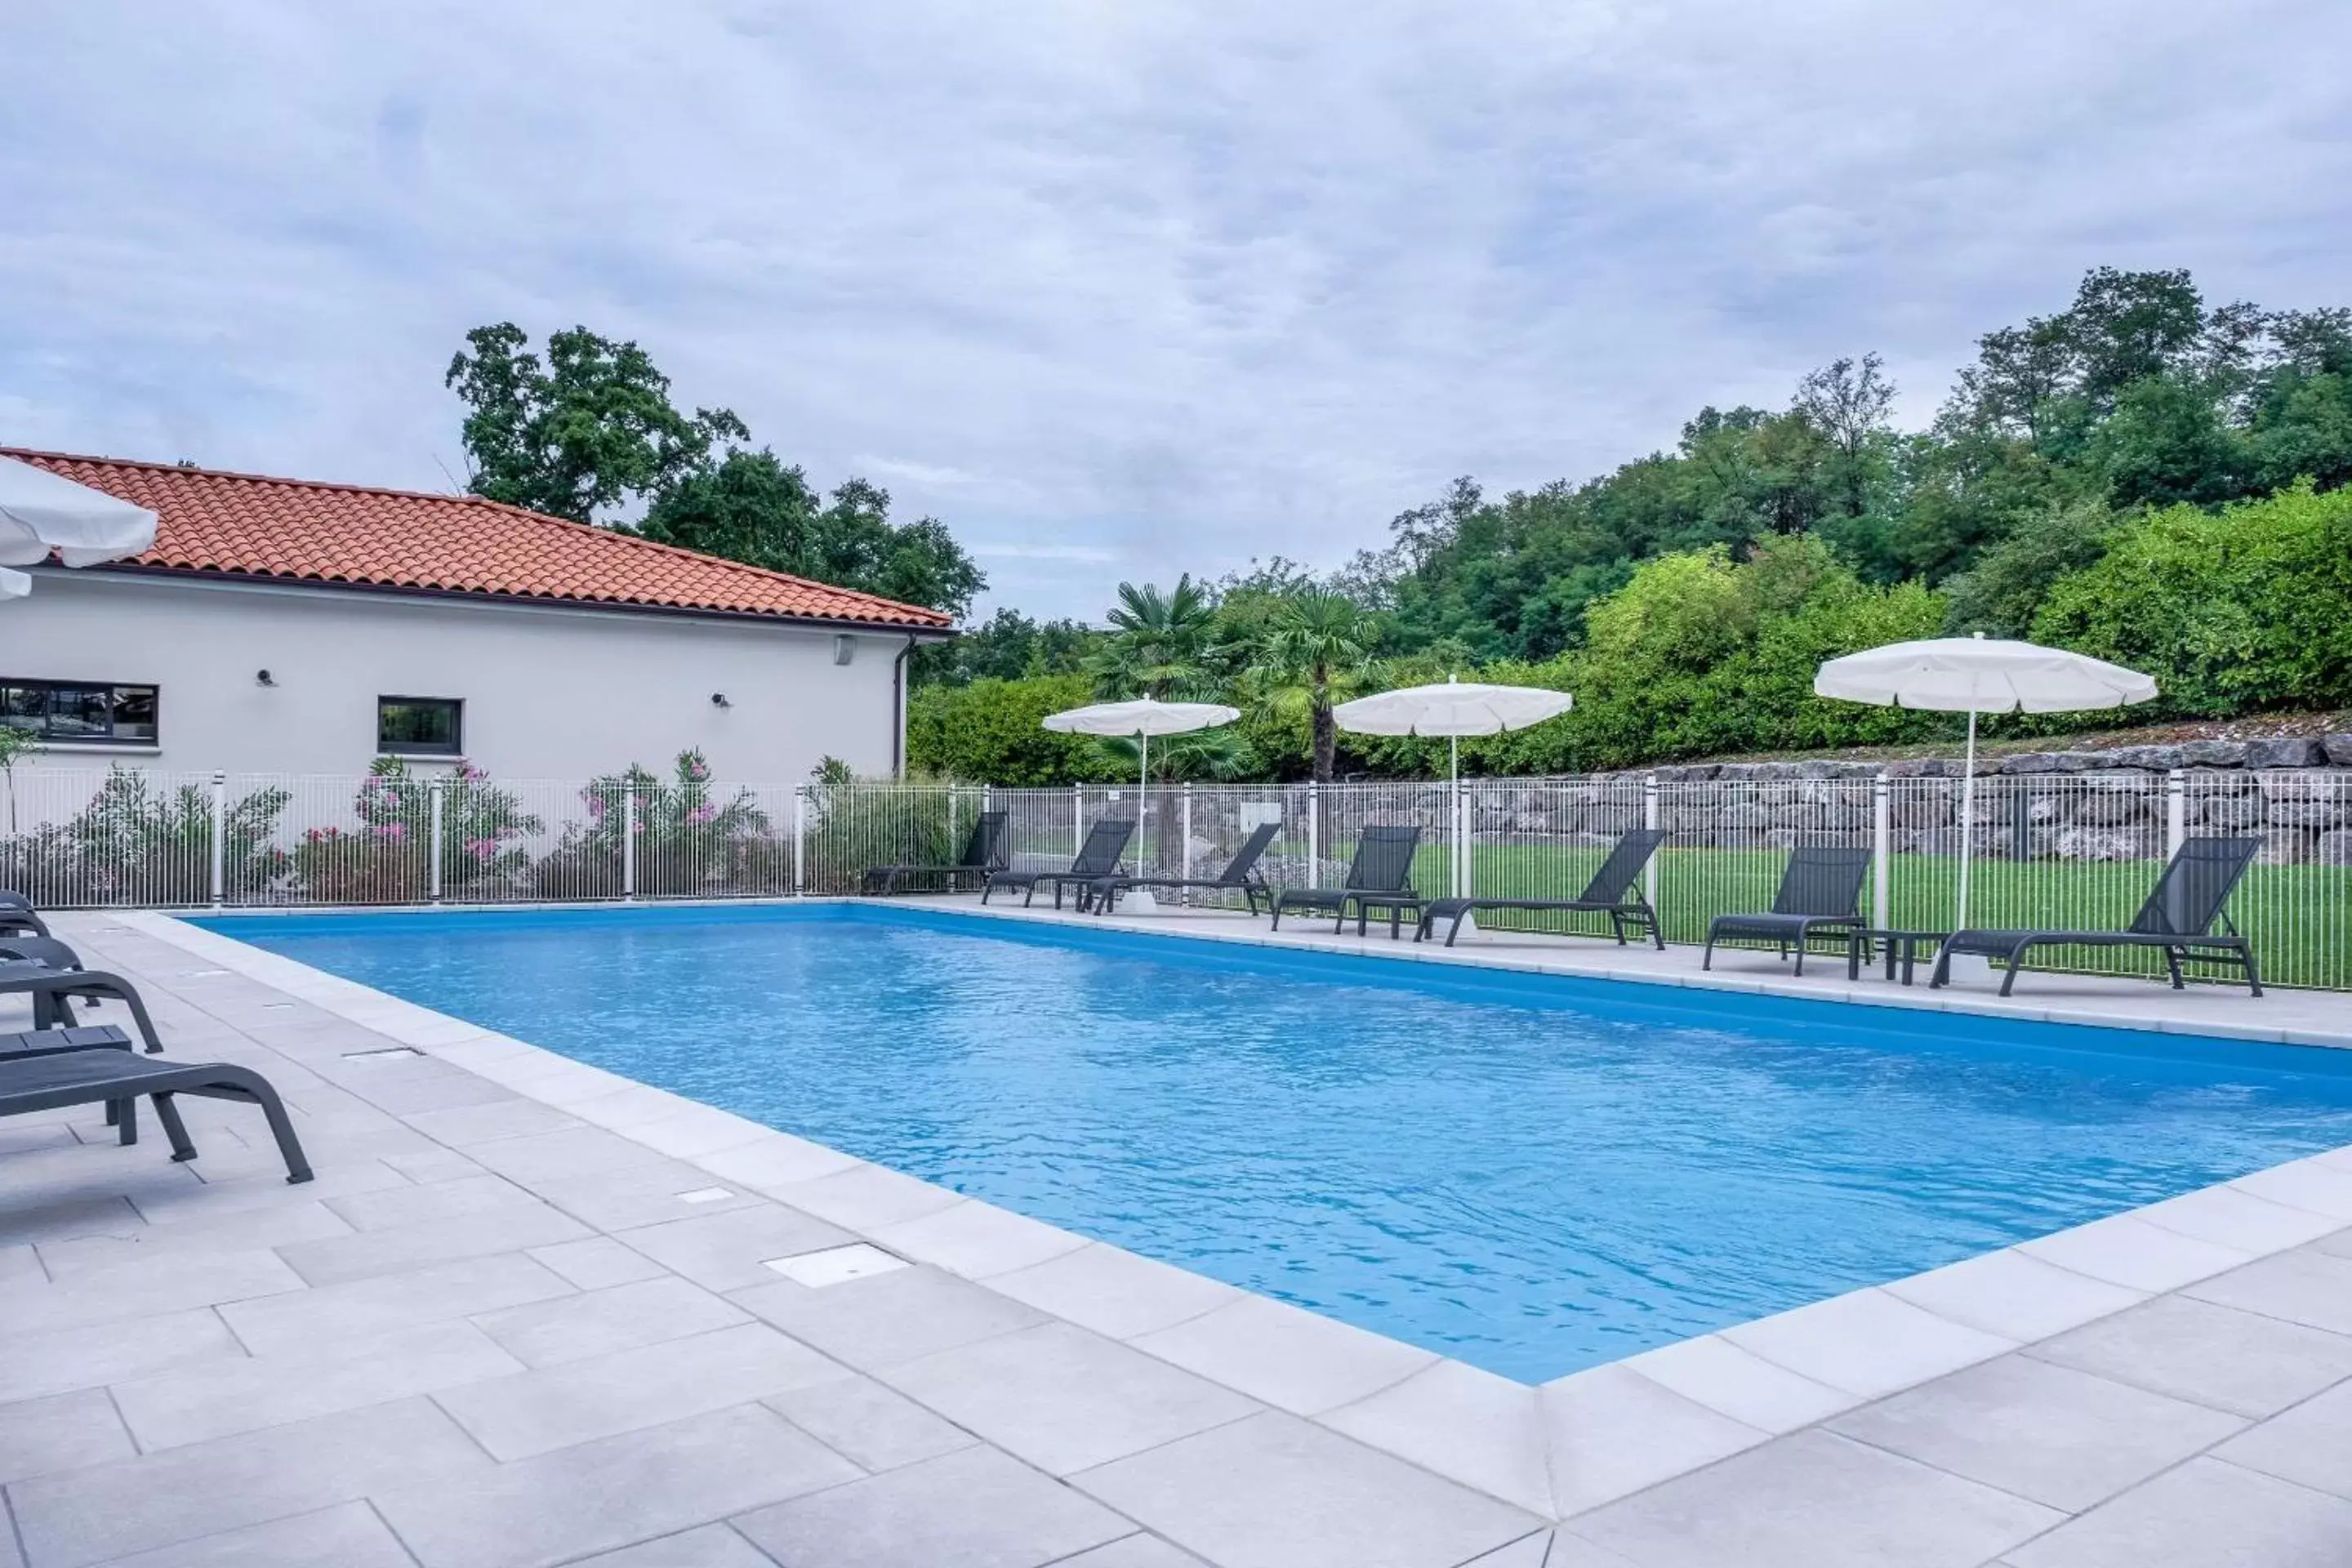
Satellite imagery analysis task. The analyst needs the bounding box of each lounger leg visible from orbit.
[2241,942,2265,997]
[150,1092,198,1163]
[114,1095,137,1146]
[1793,942,1806,978]
[1702,936,1716,971]
[1997,942,2028,997]
[1446,913,1465,949]
[2162,946,2186,990]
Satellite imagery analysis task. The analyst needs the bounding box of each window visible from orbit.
[0,679,158,745]
[376,697,463,756]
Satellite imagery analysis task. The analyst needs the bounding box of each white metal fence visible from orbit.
[6,764,2346,990]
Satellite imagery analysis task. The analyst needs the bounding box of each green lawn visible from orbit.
[1263,839,2349,990]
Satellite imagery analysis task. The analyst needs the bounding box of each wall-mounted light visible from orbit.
[255,670,276,688]
[832,635,855,666]
[710,693,731,709]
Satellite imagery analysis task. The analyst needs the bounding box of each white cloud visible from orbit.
[2,0,2347,618]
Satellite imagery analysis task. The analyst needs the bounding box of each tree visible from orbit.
[911,607,1096,687]
[1247,587,1377,782]
[1088,577,1221,700]
[445,323,747,523]
[1793,353,1897,519]
[636,451,985,621]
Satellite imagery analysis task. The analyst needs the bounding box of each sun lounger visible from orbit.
[0,959,164,1051]
[1416,827,1669,949]
[1931,835,2265,996]
[0,1025,136,1059]
[1271,825,1426,938]
[1089,821,1281,916]
[0,891,50,939]
[1703,844,1871,977]
[983,819,1136,909]
[0,1049,313,1183]
[862,811,1011,895]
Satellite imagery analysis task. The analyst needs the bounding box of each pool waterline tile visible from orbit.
[137,905,2352,1527]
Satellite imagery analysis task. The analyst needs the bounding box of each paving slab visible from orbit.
[2180,1245,2352,1335]
[219,1251,577,1353]
[2026,1294,2352,1418]
[528,1234,674,1290]
[1570,1428,2064,1568]
[1616,1332,1859,1434]
[868,1197,1092,1279]
[7,1396,492,1568]
[1878,1247,2149,1343]
[376,1403,858,1568]
[431,1321,843,1460]
[733,1444,1135,1568]
[764,1160,967,1231]
[1321,1358,1552,1516]
[567,1522,780,1566]
[2006,1456,2352,1568]
[2211,1380,2352,1501]
[764,1373,980,1472]
[471,1274,749,1366]
[1827,1352,2248,1512]
[1717,1286,2017,1399]
[987,1242,1244,1341]
[1539,1363,1770,1517]
[614,1202,850,1290]
[0,1388,136,1483]
[1049,1536,1215,1567]
[273,1201,591,1285]
[729,1262,1045,1370]
[79,1499,421,1568]
[1129,1293,1437,1416]
[1072,1409,1541,1568]
[109,1316,526,1449]
[0,1244,304,1334]
[879,1320,1259,1476]
[0,1307,243,1403]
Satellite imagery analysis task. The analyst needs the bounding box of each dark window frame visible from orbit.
[0,678,160,746]
[376,696,465,757]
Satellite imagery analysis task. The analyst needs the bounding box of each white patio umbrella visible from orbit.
[1814,634,2158,929]
[1333,676,1575,897]
[0,457,158,599]
[1042,699,1241,911]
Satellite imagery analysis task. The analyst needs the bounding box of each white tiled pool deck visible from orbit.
[1,901,2349,1567]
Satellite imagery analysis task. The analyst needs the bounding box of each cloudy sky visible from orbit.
[4,1,2348,618]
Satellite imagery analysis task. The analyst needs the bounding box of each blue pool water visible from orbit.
[207,904,2352,1383]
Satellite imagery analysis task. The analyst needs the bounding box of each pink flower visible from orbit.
[688,803,716,824]
[466,838,497,862]
[585,794,608,821]
[371,822,406,843]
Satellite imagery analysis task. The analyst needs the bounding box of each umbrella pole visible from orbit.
[1957,709,1977,933]
[1450,735,1464,898]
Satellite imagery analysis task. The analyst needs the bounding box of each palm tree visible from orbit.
[1250,587,1375,782]
[1089,575,1220,700]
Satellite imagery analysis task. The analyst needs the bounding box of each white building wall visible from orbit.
[1,569,920,783]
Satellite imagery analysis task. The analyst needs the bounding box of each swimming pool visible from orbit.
[206,903,2352,1383]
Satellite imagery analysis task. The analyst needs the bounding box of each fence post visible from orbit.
[208,771,226,907]
[1180,783,1194,899]
[1642,773,1660,914]
[1307,782,1321,886]
[1072,783,1085,861]
[427,777,445,903]
[1453,774,1468,899]
[792,786,807,896]
[621,784,636,901]
[2165,768,2187,858]
[1872,772,1891,930]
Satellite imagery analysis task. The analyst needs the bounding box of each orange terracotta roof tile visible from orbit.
[3,448,955,630]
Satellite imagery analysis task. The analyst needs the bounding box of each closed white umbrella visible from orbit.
[0,457,158,588]
[1334,677,1575,898]
[1815,635,2158,929]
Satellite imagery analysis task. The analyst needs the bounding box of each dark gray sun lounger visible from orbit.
[1416,827,1670,949]
[0,1049,313,1183]
[0,891,51,939]
[0,958,163,1050]
[983,818,1135,910]
[1703,844,1871,977]
[0,1025,136,1060]
[1089,821,1281,916]
[862,810,1010,895]
[1931,835,2265,996]
[1271,824,1426,938]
